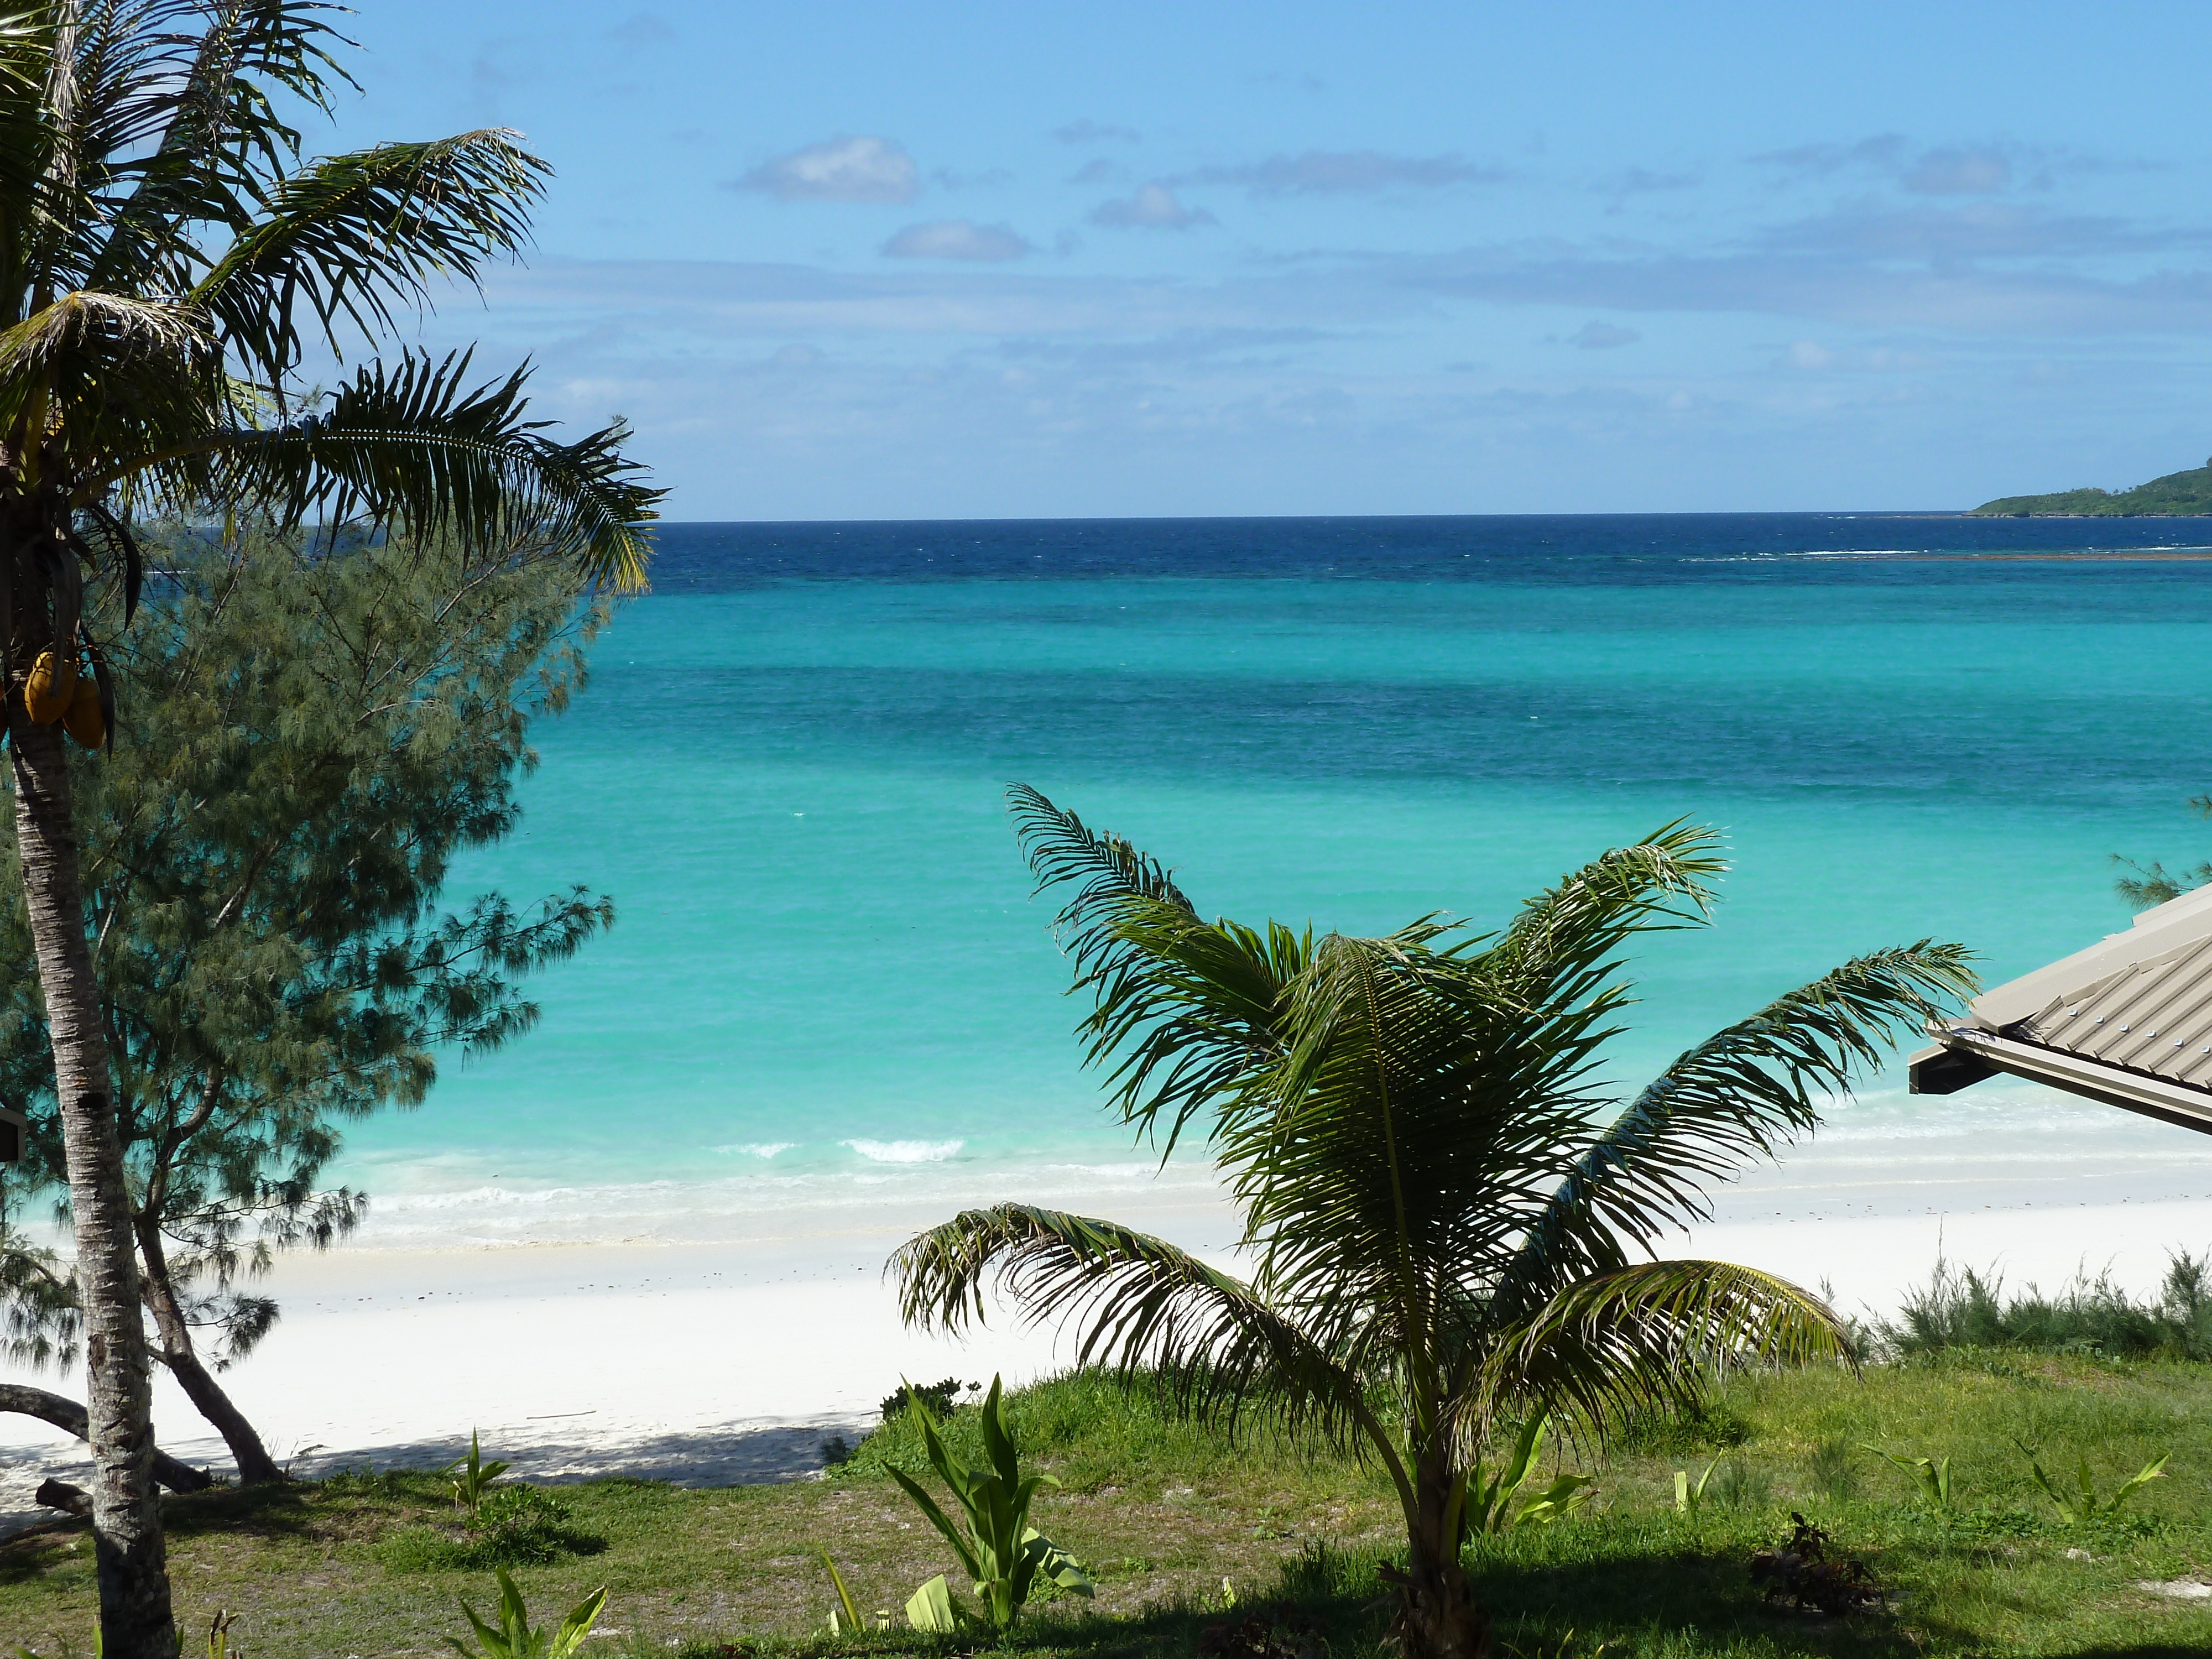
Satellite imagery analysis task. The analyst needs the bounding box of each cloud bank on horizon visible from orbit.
[340,2,2212,520]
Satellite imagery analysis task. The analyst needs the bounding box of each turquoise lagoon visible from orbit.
[334,516,2212,1246]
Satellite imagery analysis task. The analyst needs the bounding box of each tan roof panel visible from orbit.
[1911,881,2212,1131]
[2005,933,2212,1090]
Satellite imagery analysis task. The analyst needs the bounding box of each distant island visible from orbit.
[1971,456,2212,516]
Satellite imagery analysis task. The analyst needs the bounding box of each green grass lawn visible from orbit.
[7,1356,2212,1658]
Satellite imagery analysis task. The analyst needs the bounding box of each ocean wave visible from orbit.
[713,1142,798,1159]
[843,1138,965,1164]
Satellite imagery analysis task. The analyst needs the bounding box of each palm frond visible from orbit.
[891,1202,1373,1444]
[87,1,359,295]
[194,129,547,377]
[103,348,661,589]
[1009,781,1196,948]
[1235,930,1607,1347]
[1491,943,1979,1324]
[0,289,216,451]
[1007,784,1298,1150]
[1482,1259,1850,1437]
[1478,821,1726,1005]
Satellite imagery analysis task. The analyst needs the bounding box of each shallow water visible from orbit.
[334,514,2212,1246]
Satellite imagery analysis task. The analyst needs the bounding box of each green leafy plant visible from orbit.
[1710,1455,1775,1511]
[382,1485,601,1572]
[205,1612,240,1659]
[1865,1445,1954,1509]
[886,1373,1095,1631]
[816,1551,892,1635]
[1468,1415,1595,1533]
[443,1431,512,1511]
[447,1569,608,1659]
[2019,1443,2169,1525]
[880,1377,972,1423]
[1807,1437,1858,1503]
[895,790,1970,1659]
[1675,1456,1720,1515]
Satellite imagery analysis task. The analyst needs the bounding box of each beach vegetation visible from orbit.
[381,1483,605,1573]
[879,1378,973,1424]
[447,1432,517,1511]
[7,1357,2212,1656]
[883,1373,1095,1633]
[815,1550,893,1635]
[1463,1415,1593,1535]
[1704,1455,1775,1512]
[1864,1447,1956,1511]
[1883,1252,2212,1359]
[447,1569,608,1659]
[1673,1456,1721,1515]
[0,531,611,1488]
[893,786,1976,1659]
[1805,1436,1859,1503]
[0,6,658,1645]
[2020,1444,2169,1526]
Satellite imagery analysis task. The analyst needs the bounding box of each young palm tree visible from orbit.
[0,7,658,1649]
[895,786,1976,1659]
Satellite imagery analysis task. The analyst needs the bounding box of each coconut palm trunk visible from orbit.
[0,11,660,1649]
[1397,1471,1485,1659]
[8,708,170,1645]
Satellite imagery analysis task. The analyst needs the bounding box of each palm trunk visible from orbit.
[1384,1458,1491,1659]
[133,1211,285,1485]
[9,710,175,1651]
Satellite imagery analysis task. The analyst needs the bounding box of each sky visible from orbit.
[326,2,2212,520]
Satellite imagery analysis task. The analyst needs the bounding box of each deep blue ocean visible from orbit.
[334,514,2212,1246]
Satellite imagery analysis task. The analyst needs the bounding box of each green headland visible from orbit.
[1971,456,2212,515]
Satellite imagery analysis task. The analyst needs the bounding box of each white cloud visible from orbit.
[880,220,1032,261]
[1593,167,1699,198]
[1566,321,1640,349]
[609,11,676,47]
[1750,135,2116,197]
[1054,119,1140,144]
[1177,150,1507,195]
[732,135,920,204]
[1901,147,2012,196]
[1089,183,1217,230]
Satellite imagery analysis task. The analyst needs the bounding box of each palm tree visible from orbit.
[0,7,658,1649]
[895,786,1976,1659]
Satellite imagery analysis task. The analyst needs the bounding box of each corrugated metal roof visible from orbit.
[2006,933,2212,1089]
[1912,880,2212,1130]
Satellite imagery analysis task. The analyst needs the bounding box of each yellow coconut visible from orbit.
[62,675,103,749]
[23,650,76,724]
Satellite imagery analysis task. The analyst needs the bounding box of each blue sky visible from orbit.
[334,2,2212,519]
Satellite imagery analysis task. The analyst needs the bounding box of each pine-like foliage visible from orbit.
[0,524,612,1371]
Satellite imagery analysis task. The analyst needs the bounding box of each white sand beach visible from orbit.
[6,1087,2212,1533]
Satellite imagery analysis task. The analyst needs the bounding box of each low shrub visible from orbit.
[878,1377,972,1423]
[379,1484,605,1572]
[1610,1396,1752,1456]
[1885,1253,2212,1359]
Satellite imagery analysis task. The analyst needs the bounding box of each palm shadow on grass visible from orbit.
[1469,1545,1946,1658]
[0,1481,332,1589]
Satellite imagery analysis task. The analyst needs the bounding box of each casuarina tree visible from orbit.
[0,7,658,1650]
[0,525,614,1490]
[894,786,1978,1659]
